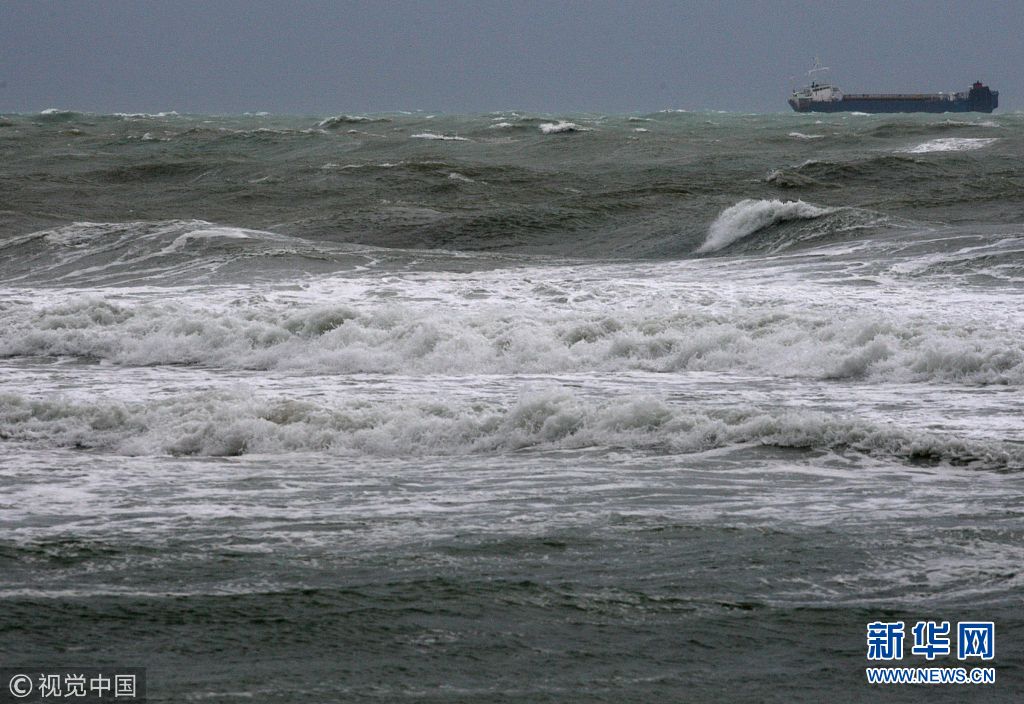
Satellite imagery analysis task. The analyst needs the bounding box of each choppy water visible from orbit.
[1,109,1022,702]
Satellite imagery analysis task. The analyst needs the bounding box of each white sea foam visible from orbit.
[334,162,400,169]
[789,132,823,140]
[539,121,587,134]
[632,128,649,133]
[488,122,514,129]
[2,282,1022,386]
[902,137,999,154]
[697,199,834,253]
[410,132,470,141]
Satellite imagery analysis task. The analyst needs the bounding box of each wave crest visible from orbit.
[37,109,81,122]
[318,114,390,128]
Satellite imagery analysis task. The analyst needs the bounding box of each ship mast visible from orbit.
[807,57,831,87]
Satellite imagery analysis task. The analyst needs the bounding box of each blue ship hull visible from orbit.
[789,83,998,114]
[790,98,994,113]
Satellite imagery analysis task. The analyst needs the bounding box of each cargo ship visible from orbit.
[788,61,998,113]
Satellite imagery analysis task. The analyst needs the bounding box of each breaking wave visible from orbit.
[539,121,587,134]
[696,199,835,253]
[0,388,1017,467]
[0,220,370,286]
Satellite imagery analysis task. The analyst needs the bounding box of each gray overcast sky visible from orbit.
[2,0,1021,114]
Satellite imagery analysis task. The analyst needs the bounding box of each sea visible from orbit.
[0,109,1021,702]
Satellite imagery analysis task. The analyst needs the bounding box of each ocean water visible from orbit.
[0,109,1022,702]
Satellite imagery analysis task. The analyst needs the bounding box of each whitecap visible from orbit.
[410,132,470,141]
[539,121,587,134]
[318,114,389,128]
[115,111,179,119]
[901,137,998,154]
